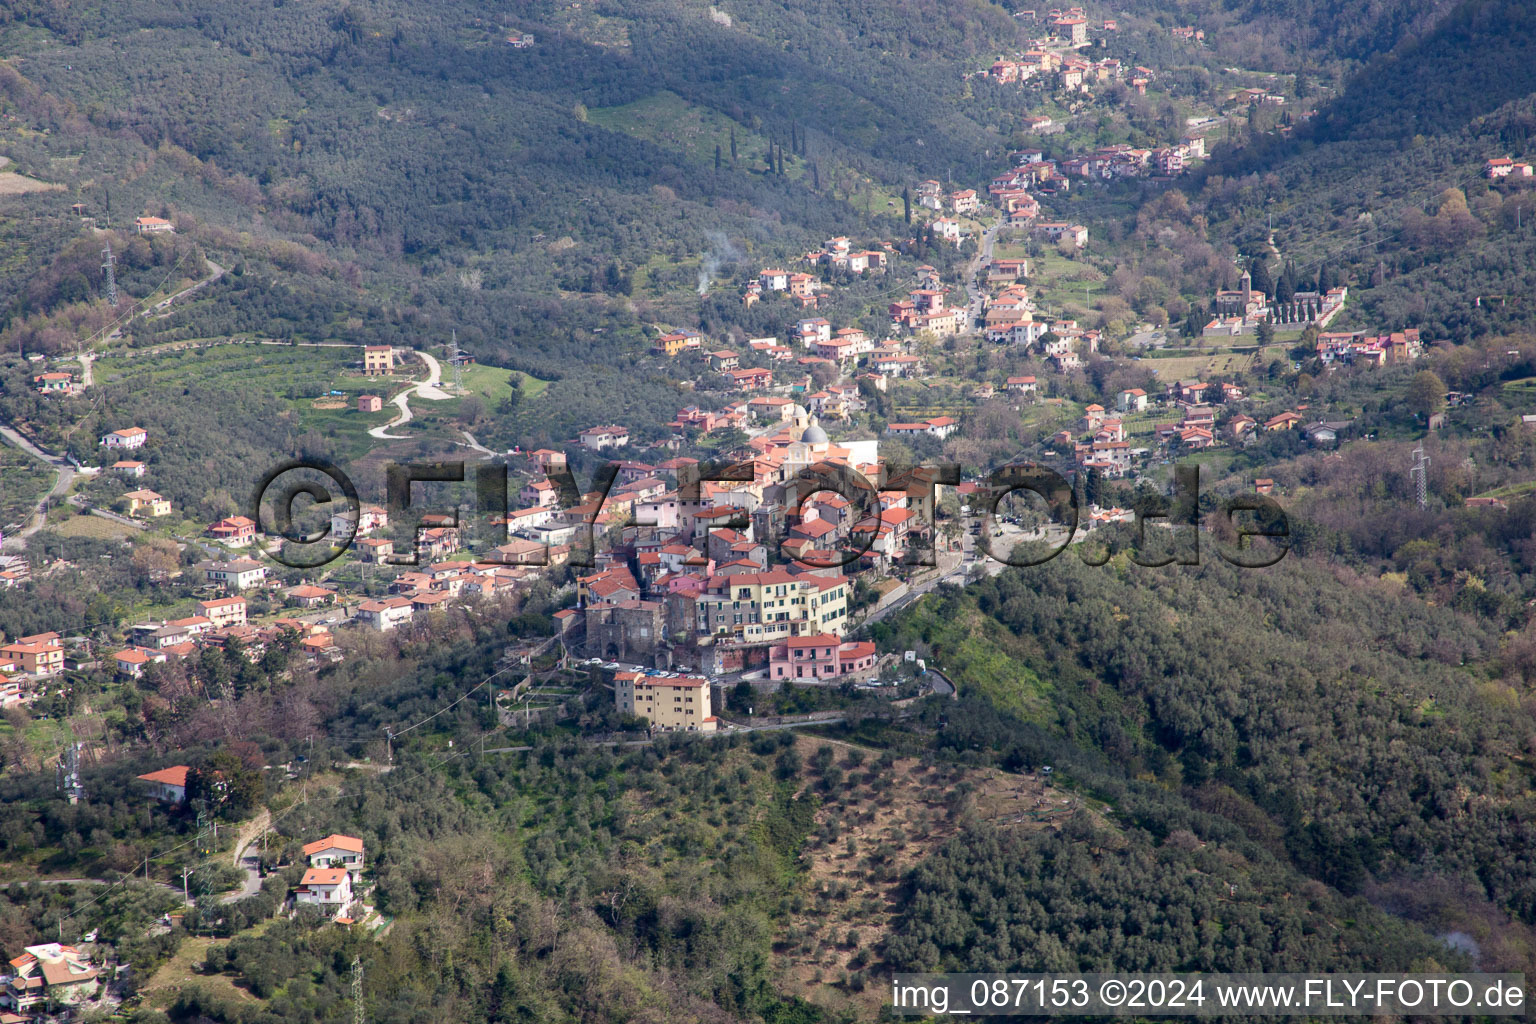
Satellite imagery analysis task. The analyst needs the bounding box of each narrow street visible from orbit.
[964,213,1005,328]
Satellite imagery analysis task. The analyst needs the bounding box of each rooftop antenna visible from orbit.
[1410,443,1430,510]
[101,244,119,308]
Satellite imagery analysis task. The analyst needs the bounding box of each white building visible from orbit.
[579,426,630,450]
[136,765,190,805]
[356,597,414,631]
[202,560,268,590]
[294,867,353,918]
[303,834,365,875]
[100,427,148,449]
[2,943,101,1014]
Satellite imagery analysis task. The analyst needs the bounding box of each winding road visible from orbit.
[369,350,450,439]
[0,424,76,550]
[458,431,498,459]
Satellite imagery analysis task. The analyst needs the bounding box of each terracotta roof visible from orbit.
[303,833,364,856]
[137,765,190,787]
[39,960,99,987]
[785,633,840,647]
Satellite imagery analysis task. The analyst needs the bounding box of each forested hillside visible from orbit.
[1,0,1535,1020]
[0,0,1043,449]
[1180,0,1536,340]
[872,553,1536,972]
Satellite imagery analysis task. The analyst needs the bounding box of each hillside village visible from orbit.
[0,232,1436,732]
[0,23,1477,730]
[3,0,1536,1020]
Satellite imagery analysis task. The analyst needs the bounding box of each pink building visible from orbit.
[769,634,877,681]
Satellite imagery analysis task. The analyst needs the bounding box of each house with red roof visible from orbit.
[768,634,878,681]
[207,515,257,546]
[294,866,353,918]
[136,765,190,804]
[303,834,365,874]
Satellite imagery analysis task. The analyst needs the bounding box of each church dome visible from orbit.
[801,417,829,445]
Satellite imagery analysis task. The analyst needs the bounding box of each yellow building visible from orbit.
[122,489,173,517]
[363,345,394,375]
[0,633,65,677]
[697,569,849,643]
[615,672,718,732]
[653,330,703,357]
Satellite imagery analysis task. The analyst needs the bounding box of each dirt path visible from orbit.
[221,809,270,904]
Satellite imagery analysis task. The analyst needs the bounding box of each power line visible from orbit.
[55,775,317,928]
[389,666,514,738]
[449,328,463,394]
[51,617,516,930]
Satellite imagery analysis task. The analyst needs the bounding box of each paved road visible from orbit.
[370,350,449,439]
[222,808,269,904]
[102,259,226,344]
[155,258,225,312]
[1,260,229,547]
[965,214,1004,328]
[858,548,967,629]
[458,431,498,459]
[0,424,77,550]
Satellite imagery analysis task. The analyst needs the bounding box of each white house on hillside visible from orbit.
[136,765,189,805]
[294,867,353,919]
[304,834,365,875]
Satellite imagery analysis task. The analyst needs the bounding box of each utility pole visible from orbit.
[1410,444,1430,510]
[182,866,190,903]
[101,244,119,307]
[353,955,364,1024]
[450,329,464,394]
